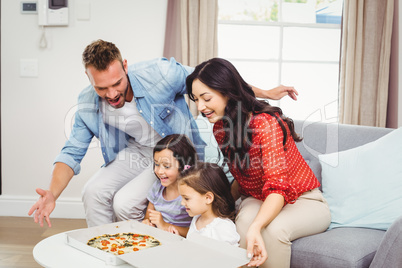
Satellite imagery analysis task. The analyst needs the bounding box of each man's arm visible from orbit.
[251,85,299,101]
[28,162,74,227]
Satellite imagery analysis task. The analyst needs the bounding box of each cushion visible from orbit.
[291,227,385,268]
[319,127,402,230]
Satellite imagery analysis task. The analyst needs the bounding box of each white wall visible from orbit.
[1,0,168,218]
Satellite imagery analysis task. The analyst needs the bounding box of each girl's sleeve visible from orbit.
[214,219,240,246]
[147,180,159,203]
[254,115,298,204]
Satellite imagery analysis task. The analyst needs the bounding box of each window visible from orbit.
[218,0,342,122]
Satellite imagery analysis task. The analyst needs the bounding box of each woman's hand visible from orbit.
[246,224,268,267]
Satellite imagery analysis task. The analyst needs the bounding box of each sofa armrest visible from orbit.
[369,215,402,268]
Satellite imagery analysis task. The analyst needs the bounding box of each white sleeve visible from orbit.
[212,218,240,246]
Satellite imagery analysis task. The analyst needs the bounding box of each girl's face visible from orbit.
[154,149,180,188]
[191,79,228,123]
[178,184,211,217]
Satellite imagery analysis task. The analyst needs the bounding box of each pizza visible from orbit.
[87,233,161,255]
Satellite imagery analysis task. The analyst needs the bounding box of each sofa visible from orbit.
[195,117,402,268]
[290,120,402,268]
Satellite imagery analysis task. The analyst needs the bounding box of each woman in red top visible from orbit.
[186,58,330,268]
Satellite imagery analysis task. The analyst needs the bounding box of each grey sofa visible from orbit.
[290,120,402,268]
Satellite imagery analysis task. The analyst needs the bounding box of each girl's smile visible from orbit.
[154,149,180,188]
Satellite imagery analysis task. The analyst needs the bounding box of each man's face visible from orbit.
[86,59,132,109]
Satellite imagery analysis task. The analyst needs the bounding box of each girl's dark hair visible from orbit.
[178,162,236,220]
[153,134,198,172]
[186,57,301,169]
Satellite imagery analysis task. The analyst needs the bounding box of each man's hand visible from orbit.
[28,188,56,227]
[266,85,298,101]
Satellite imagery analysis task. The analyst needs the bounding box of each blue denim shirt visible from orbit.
[54,57,205,175]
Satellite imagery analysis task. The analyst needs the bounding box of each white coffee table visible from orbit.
[33,232,133,268]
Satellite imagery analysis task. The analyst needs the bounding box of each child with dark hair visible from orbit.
[175,162,240,246]
[142,134,198,237]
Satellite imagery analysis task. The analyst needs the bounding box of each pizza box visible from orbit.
[65,220,250,267]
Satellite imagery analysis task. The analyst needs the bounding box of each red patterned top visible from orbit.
[213,113,319,205]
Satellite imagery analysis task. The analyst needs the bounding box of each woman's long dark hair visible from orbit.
[186,58,301,170]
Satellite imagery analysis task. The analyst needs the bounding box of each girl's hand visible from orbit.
[246,225,268,267]
[167,225,179,235]
[148,209,167,229]
[141,219,155,227]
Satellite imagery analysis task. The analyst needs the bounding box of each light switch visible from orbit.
[20,59,38,77]
[21,2,37,14]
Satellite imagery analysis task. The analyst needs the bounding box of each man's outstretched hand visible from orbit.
[28,188,56,227]
[267,85,299,101]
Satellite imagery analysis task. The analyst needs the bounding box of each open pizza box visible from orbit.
[65,219,250,268]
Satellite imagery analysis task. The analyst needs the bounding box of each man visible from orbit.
[28,40,298,228]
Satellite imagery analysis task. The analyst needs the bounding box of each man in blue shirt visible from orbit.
[28,40,298,227]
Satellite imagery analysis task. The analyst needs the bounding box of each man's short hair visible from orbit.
[82,39,123,71]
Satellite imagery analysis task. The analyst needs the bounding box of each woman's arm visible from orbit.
[246,193,284,267]
[251,85,298,101]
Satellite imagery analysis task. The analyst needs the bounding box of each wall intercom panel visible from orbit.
[38,0,69,26]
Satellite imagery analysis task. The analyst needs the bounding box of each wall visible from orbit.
[0,0,168,218]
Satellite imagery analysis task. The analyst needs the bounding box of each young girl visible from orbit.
[185,58,331,268]
[142,134,198,237]
[176,162,240,246]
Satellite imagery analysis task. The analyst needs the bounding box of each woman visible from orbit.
[186,58,331,268]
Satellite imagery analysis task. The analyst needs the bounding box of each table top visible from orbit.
[33,232,133,268]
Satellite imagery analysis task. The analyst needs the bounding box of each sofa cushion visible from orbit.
[293,120,393,187]
[319,127,402,230]
[291,228,385,268]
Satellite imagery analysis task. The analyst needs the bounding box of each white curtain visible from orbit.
[180,0,218,67]
[338,0,394,127]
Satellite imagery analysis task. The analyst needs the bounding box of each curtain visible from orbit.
[338,0,394,127]
[164,0,182,63]
[163,0,219,116]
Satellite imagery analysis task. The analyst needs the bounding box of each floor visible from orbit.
[0,217,87,268]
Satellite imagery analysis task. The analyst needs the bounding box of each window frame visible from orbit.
[218,1,342,110]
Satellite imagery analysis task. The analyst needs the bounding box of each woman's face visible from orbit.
[191,79,228,123]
